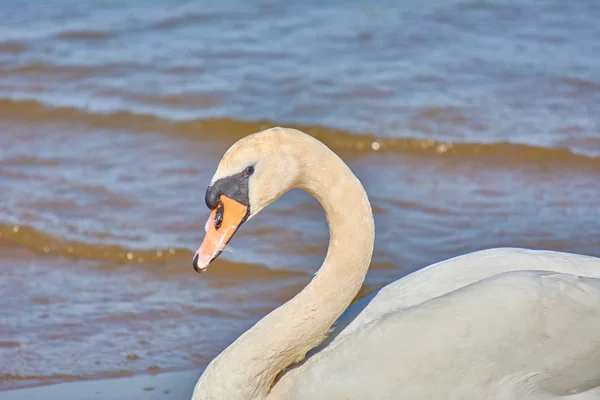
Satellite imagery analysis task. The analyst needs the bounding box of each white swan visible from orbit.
[190,127,600,400]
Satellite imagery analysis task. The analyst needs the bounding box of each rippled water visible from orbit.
[1,0,600,391]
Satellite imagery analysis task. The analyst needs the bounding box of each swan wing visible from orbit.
[335,248,600,343]
[272,269,600,399]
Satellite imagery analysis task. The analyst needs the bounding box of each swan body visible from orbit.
[190,127,600,400]
[271,249,600,400]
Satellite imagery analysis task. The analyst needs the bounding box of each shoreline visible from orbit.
[0,369,200,400]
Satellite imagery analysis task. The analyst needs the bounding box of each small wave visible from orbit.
[2,63,141,78]
[0,98,599,171]
[0,373,89,384]
[0,341,21,348]
[0,222,187,266]
[0,155,62,167]
[149,10,251,31]
[0,41,28,54]
[150,12,220,30]
[0,223,306,280]
[560,77,599,91]
[53,30,112,41]
[0,371,136,391]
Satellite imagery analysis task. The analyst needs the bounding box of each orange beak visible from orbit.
[193,195,248,272]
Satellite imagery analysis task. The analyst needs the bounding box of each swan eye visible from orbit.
[214,203,224,230]
[242,166,254,178]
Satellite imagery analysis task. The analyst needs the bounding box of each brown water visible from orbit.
[1,0,600,392]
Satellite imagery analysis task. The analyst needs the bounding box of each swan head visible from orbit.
[192,127,303,272]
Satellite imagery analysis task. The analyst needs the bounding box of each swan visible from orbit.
[190,127,600,400]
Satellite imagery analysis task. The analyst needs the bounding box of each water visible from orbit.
[1,0,599,391]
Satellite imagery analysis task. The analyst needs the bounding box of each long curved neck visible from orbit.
[193,136,375,400]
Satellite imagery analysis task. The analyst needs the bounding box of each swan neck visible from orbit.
[194,137,374,400]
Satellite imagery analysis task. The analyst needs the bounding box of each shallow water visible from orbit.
[1,0,600,391]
